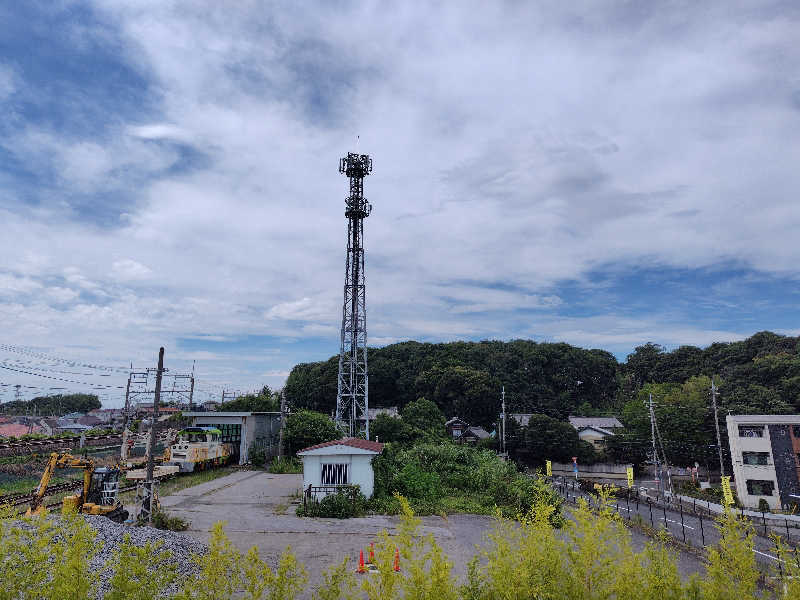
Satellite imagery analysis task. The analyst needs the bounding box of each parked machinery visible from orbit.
[26,452,128,522]
[165,427,233,473]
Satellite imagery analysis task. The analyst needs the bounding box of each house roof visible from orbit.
[297,437,385,455]
[568,416,623,429]
[463,426,490,439]
[445,417,468,427]
[576,425,615,436]
[0,424,31,437]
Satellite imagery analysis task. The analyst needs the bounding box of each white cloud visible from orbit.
[1,2,799,395]
[111,259,152,281]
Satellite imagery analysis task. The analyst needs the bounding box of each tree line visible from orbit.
[0,394,101,417]
[284,331,800,468]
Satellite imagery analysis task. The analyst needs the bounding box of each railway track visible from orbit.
[0,479,84,507]
[0,433,122,456]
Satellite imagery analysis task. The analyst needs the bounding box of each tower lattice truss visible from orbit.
[335,152,372,438]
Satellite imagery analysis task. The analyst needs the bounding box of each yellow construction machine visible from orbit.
[26,452,129,522]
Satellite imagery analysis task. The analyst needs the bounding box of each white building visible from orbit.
[183,411,282,465]
[726,414,800,511]
[297,437,384,498]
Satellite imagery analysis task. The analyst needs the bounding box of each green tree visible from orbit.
[371,414,414,444]
[518,414,596,466]
[285,410,340,455]
[400,397,445,433]
[220,386,279,412]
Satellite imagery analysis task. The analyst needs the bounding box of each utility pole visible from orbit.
[649,393,661,495]
[711,377,725,477]
[121,372,132,462]
[501,386,506,456]
[278,391,287,457]
[188,361,195,412]
[144,347,164,522]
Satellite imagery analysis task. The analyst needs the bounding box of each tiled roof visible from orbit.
[298,437,384,454]
[0,424,31,437]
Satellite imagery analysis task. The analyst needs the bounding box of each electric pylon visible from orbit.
[335,152,372,438]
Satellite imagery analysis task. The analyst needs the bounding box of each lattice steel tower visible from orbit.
[335,152,373,438]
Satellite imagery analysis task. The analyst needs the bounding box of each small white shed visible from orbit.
[297,437,384,498]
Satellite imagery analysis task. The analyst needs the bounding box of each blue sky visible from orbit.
[1,2,800,407]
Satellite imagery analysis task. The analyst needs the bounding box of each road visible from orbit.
[552,477,793,570]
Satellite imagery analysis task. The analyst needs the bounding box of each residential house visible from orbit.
[568,416,623,450]
[461,426,491,443]
[445,417,469,439]
[201,401,220,412]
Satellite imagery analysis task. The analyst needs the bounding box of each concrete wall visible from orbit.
[551,462,631,480]
[301,453,377,498]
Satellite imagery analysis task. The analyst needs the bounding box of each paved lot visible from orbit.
[161,470,706,595]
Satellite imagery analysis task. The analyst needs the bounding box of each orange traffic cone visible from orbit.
[368,543,375,564]
[393,547,400,572]
[358,549,366,574]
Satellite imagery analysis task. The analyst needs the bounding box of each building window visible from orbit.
[738,425,764,438]
[321,463,349,486]
[742,452,770,466]
[746,480,774,496]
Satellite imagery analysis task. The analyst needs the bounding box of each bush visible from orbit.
[297,487,368,519]
[371,441,563,522]
[269,456,303,474]
[758,497,770,513]
[249,445,268,467]
[150,509,190,531]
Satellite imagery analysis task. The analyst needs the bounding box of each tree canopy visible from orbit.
[219,386,279,413]
[284,410,340,456]
[0,394,101,416]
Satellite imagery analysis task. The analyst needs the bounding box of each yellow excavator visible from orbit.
[26,452,129,522]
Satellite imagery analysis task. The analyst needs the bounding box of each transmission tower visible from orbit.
[335,152,373,438]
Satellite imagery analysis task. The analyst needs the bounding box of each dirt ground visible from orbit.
[159,470,705,595]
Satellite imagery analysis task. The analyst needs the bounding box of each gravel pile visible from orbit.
[81,514,208,599]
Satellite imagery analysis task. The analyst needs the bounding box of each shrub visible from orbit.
[151,509,190,531]
[269,456,303,474]
[297,487,368,519]
[758,498,770,513]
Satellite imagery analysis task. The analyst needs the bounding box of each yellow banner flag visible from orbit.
[546,460,552,477]
[721,476,734,507]
[626,467,634,489]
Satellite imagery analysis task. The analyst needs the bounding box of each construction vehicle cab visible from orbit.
[26,452,128,523]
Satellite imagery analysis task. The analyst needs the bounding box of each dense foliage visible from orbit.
[2,492,798,599]
[284,410,340,456]
[296,486,368,518]
[219,386,279,413]
[286,331,800,468]
[371,442,564,520]
[0,393,100,416]
[285,340,619,426]
[371,398,447,444]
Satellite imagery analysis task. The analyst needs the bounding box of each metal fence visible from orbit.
[550,476,800,572]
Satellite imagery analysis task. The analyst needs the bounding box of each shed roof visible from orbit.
[297,437,384,455]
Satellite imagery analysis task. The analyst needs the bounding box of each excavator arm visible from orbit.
[27,452,59,514]
[26,452,95,516]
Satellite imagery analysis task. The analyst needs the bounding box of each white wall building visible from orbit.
[726,414,800,511]
[297,437,384,498]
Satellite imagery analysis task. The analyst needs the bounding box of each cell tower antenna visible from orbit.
[335,151,373,438]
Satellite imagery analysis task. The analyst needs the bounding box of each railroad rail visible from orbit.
[1,479,84,507]
[0,434,122,457]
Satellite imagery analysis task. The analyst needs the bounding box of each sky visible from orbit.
[1,1,799,407]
